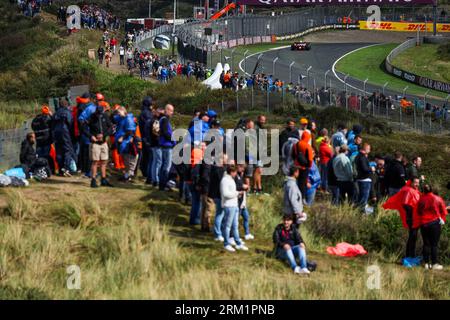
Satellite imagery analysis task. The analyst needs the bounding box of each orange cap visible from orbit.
[300,117,308,125]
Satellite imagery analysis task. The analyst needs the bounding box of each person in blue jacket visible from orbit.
[78,93,99,176]
[114,107,140,182]
[188,112,210,146]
[305,161,321,206]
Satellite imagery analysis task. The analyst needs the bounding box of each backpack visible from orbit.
[152,118,161,137]
[292,142,309,168]
[281,138,298,175]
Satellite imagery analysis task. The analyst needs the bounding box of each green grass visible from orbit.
[335,44,448,99]
[392,44,450,83]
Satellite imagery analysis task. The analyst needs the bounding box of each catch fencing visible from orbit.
[0,120,31,171]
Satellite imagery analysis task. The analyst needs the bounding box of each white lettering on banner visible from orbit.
[403,72,415,82]
[393,68,402,77]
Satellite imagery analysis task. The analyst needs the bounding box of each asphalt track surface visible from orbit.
[240,43,445,106]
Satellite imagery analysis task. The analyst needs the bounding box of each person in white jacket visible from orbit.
[220,165,249,252]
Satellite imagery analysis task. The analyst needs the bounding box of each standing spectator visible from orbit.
[31,105,54,173]
[253,115,266,194]
[138,97,153,178]
[318,136,332,192]
[97,46,105,64]
[331,124,348,151]
[292,131,314,198]
[221,165,249,252]
[406,156,423,181]
[279,119,297,155]
[355,143,373,209]
[157,104,175,190]
[417,184,447,270]
[333,145,354,204]
[110,36,117,55]
[283,166,306,225]
[119,45,125,65]
[236,164,254,240]
[383,177,421,260]
[385,151,406,196]
[53,99,77,176]
[82,105,113,188]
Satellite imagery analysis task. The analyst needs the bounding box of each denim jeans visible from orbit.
[159,148,172,189]
[222,207,242,247]
[151,147,162,185]
[279,245,307,270]
[329,185,340,206]
[189,184,201,225]
[319,163,328,190]
[305,188,317,206]
[357,180,372,208]
[145,147,154,182]
[213,198,224,238]
[388,187,401,196]
[240,207,250,236]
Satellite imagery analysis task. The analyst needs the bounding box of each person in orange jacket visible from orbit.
[417,184,447,270]
[293,131,314,198]
[110,104,125,170]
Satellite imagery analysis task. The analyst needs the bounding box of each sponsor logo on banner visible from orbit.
[390,66,450,93]
[240,0,434,5]
[360,21,450,32]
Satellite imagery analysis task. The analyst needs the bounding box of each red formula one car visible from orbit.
[291,41,312,51]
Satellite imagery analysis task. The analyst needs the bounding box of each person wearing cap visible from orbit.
[331,124,348,152]
[78,93,99,176]
[188,112,210,146]
[272,214,310,275]
[31,105,54,173]
[115,108,140,182]
[206,110,217,126]
[298,118,311,146]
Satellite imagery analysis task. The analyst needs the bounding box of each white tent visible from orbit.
[202,63,231,90]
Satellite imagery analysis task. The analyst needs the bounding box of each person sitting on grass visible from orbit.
[273,214,310,275]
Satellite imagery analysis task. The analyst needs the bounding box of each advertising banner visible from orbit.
[359,21,450,32]
[240,0,434,6]
[388,65,450,93]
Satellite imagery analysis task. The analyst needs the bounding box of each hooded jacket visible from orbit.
[283,176,303,215]
[139,97,152,134]
[383,182,421,229]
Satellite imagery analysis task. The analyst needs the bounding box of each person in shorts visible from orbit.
[82,105,114,188]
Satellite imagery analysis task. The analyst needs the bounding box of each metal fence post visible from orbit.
[382,82,388,96]
[272,57,279,77]
[344,74,349,111]
[251,84,254,110]
[236,90,240,112]
[324,70,330,90]
[313,78,316,106]
[231,47,237,72]
[243,49,249,75]
[306,66,312,91]
[267,87,270,113]
[289,62,295,83]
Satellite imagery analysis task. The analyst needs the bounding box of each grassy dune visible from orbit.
[0,180,448,300]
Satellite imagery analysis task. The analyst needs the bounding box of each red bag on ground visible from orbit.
[327,242,368,257]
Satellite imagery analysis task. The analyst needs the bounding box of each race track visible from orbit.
[240,42,444,105]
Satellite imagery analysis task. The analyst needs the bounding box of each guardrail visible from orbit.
[385,38,450,94]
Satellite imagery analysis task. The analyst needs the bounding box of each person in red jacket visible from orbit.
[319,136,333,192]
[417,184,447,270]
[383,177,421,259]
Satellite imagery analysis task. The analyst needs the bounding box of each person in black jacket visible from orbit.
[385,151,406,196]
[31,105,54,173]
[53,100,76,177]
[273,214,310,275]
[138,96,153,178]
[355,143,374,209]
[82,105,113,188]
[20,132,37,170]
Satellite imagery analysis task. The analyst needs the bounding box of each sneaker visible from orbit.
[424,263,431,270]
[244,234,255,240]
[214,236,224,242]
[235,244,249,251]
[432,264,443,270]
[300,268,311,274]
[294,266,302,274]
[62,169,72,177]
[229,238,237,246]
[101,179,114,187]
[224,245,236,253]
[90,178,98,188]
